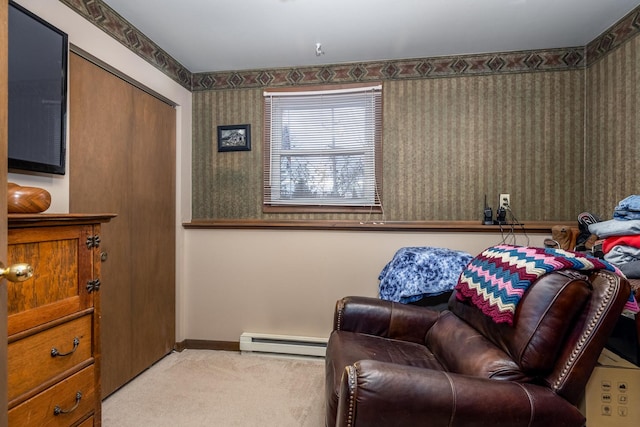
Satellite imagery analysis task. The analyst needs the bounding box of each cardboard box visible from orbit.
[581,348,640,427]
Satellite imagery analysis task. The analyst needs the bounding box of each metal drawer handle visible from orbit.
[53,391,82,416]
[51,337,80,357]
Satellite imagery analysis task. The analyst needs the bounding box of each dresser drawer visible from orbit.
[8,315,93,403]
[8,365,96,427]
[76,416,94,427]
[7,225,95,336]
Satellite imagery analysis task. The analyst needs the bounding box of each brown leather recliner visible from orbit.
[325,270,631,427]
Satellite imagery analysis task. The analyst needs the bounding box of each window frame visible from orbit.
[263,82,383,213]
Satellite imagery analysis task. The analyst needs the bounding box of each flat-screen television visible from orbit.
[8,1,68,175]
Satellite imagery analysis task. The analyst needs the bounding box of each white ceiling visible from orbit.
[101,0,640,73]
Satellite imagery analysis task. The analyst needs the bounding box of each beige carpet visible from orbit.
[102,350,326,426]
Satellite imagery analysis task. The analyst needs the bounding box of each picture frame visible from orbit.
[217,124,251,152]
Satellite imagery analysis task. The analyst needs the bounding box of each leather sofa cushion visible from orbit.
[325,330,444,426]
[327,330,444,372]
[447,271,592,375]
[426,311,531,381]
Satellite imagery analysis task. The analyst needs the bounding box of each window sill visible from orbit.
[183,219,571,233]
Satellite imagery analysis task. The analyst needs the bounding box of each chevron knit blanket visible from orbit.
[454,244,622,325]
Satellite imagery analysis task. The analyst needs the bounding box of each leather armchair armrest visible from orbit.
[333,296,441,344]
[336,360,585,427]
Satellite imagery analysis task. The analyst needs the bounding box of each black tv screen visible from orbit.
[8,1,68,175]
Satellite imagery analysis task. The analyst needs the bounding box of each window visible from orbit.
[263,84,382,211]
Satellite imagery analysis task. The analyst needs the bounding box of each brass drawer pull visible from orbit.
[0,261,33,282]
[53,391,82,416]
[51,337,80,357]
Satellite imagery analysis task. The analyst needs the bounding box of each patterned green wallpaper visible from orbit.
[586,35,640,220]
[381,72,584,221]
[192,68,587,221]
[193,25,640,222]
[192,89,264,219]
[58,0,640,222]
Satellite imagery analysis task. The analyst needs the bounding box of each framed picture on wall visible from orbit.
[217,124,251,152]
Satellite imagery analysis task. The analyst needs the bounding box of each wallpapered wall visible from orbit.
[586,35,640,217]
[192,37,638,222]
[58,0,639,222]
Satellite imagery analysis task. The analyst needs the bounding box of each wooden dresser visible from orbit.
[6,214,114,427]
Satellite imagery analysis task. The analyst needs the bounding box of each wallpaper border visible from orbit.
[59,0,192,89]
[59,0,640,91]
[191,48,585,91]
[586,6,640,66]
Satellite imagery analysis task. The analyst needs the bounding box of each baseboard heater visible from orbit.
[239,332,328,357]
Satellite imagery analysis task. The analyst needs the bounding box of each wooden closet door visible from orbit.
[68,52,176,397]
[129,79,176,372]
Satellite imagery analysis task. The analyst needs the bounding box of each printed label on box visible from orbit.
[581,349,639,427]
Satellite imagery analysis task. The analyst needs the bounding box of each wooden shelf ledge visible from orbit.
[183,219,572,233]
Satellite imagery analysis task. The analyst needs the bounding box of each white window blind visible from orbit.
[263,85,382,208]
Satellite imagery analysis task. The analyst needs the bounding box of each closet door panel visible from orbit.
[69,53,134,397]
[129,79,176,375]
[68,52,175,397]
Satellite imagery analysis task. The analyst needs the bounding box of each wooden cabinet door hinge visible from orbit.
[86,279,101,293]
[86,235,101,249]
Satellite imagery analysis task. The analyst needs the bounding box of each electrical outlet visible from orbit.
[500,193,510,210]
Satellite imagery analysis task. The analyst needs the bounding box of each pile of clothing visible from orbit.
[542,197,640,316]
[589,196,640,364]
[589,195,640,280]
